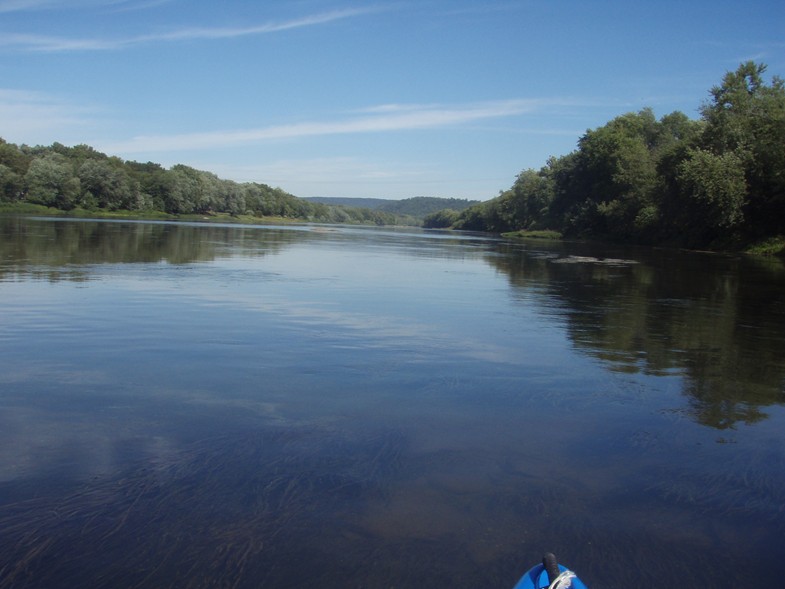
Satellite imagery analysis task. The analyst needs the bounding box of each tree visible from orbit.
[702,61,769,153]
[220,180,247,216]
[423,208,460,228]
[700,61,785,237]
[167,165,204,214]
[78,158,135,210]
[0,139,30,201]
[0,164,24,202]
[23,153,81,209]
[505,168,554,230]
[569,109,662,238]
[675,148,747,240]
[0,139,31,176]
[126,161,174,211]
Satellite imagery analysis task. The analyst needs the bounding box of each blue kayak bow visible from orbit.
[512,553,588,589]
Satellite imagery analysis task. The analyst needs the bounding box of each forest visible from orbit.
[0,142,417,226]
[1,62,783,252]
[304,196,480,216]
[426,62,785,252]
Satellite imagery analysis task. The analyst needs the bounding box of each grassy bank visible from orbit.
[743,236,785,257]
[502,226,785,258]
[501,229,563,240]
[0,203,302,226]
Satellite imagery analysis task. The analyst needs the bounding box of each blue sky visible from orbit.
[1,0,783,200]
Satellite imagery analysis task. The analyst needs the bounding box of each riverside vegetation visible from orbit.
[424,62,785,255]
[1,62,783,253]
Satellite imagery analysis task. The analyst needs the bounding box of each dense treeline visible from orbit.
[376,196,479,217]
[428,62,785,250]
[0,141,412,225]
[305,196,479,219]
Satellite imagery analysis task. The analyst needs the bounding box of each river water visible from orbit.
[1,216,784,588]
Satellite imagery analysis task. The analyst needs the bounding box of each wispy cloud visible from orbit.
[96,100,540,153]
[0,6,382,51]
[203,157,433,187]
[0,0,58,11]
[437,2,521,17]
[731,44,785,66]
[108,0,175,12]
[0,0,162,12]
[0,88,99,143]
[140,8,377,41]
[99,100,543,154]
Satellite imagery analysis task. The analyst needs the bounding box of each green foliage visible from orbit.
[677,148,747,230]
[78,158,136,211]
[305,196,479,220]
[377,197,479,217]
[0,202,63,215]
[125,161,175,211]
[501,229,562,240]
[422,208,460,228]
[0,163,24,202]
[0,139,32,202]
[744,236,785,257]
[451,61,783,252]
[23,153,81,210]
[0,138,418,226]
[700,61,785,237]
[507,168,554,229]
[453,200,509,232]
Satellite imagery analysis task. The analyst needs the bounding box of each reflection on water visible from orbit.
[1,217,785,588]
[489,241,785,429]
[0,216,299,276]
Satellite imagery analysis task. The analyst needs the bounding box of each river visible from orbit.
[1,216,784,588]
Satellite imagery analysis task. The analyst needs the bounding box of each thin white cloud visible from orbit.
[195,156,509,200]
[202,157,434,187]
[140,8,377,41]
[0,0,157,12]
[438,2,521,17]
[0,7,383,51]
[0,0,56,11]
[99,99,543,154]
[0,33,116,51]
[731,50,776,66]
[109,0,174,11]
[0,88,99,143]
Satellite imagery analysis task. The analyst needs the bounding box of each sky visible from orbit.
[1,1,783,201]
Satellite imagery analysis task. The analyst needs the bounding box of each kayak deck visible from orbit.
[513,553,588,589]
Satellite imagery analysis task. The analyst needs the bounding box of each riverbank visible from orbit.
[5,203,784,257]
[502,227,785,258]
[0,203,305,226]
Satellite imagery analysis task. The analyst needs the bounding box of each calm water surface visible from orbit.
[1,216,784,588]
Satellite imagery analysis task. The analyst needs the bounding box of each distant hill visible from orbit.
[304,196,481,218]
[305,197,388,210]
